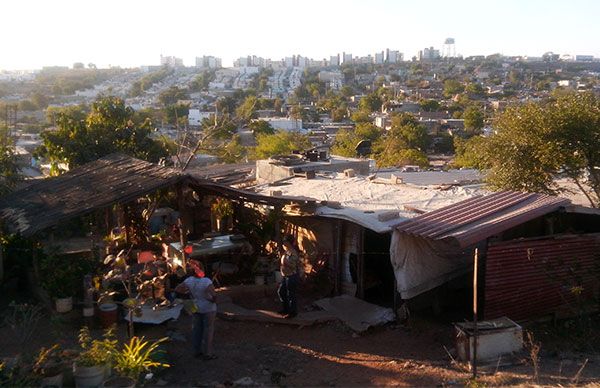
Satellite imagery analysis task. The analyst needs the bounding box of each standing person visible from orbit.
[278,235,300,318]
[175,260,218,360]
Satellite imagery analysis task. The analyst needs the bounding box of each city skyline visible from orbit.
[2,0,599,71]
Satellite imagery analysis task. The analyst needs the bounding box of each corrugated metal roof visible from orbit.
[186,163,255,186]
[0,154,184,237]
[394,191,570,247]
[484,234,600,321]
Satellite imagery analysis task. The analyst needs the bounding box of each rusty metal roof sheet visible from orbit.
[484,234,600,321]
[0,154,184,237]
[394,191,570,247]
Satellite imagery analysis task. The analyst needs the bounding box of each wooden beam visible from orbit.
[333,220,343,295]
[357,227,365,299]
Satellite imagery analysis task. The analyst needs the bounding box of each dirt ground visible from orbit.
[2,287,600,387]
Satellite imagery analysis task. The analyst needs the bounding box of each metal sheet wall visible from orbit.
[484,235,600,321]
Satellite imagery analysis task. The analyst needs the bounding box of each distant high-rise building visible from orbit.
[160,55,184,67]
[329,54,340,67]
[418,47,440,62]
[234,55,270,67]
[195,56,222,69]
[386,49,402,63]
[297,55,307,68]
[375,51,385,64]
[233,57,248,67]
[342,52,353,64]
[284,56,294,67]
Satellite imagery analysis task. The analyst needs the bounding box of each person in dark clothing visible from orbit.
[277,235,300,318]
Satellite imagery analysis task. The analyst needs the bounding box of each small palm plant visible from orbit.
[113,336,169,382]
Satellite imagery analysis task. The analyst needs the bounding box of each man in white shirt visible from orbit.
[175,260,217,359]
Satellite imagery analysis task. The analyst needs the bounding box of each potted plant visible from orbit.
[102,336,169,387]
[211,197,234,232]
[73,326,117,387]
[0,358,37,387]
[32,344,68,387]
[39,252,78,313]
[45,267,75,313]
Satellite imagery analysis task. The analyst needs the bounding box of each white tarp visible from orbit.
[125,304,183,324]
[314,294,395,332]
[390,231,471,299]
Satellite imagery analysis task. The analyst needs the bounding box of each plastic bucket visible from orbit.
[73,364,105,388]
[98,303,118,328]
[40,372,64,387]
[83,306,94,317]
[56,297,73,313]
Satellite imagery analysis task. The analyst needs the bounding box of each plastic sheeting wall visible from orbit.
[285,217,335,274]
[390,231,472,299]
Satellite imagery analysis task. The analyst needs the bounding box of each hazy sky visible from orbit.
[2,0,599,70]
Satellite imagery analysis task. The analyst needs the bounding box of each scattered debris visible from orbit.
[233,376,258,386]
[166,329,187,342]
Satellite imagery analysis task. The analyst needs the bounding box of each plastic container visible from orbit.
[98,303,118,328]
[73,364,105,388]
[55,297,73,313]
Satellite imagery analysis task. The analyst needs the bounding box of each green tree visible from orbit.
[236,95,259,124]
[375,145,429,168]
[473,92,600,207]
[443,79,464,98]
[465,82,486,98]
[452,135,486,168]
[165,103,190,126]
[332,123,381,157]
[372,113,430,168]
[17,100,37,111]
[359,93,382,113]
[36,96,171,170]
[158,86,190,107]
[189,70,215,92]
[389,113,430,150]
[350,110,372,123]
[289,105,308,121]
[31,92,50,109]
[206,134,247,164]
[463,105,484,134]
[419,99,441,112]
[340,86,354,98]
[45,104,89,126]
[331,106,347,122]
[216,97,238,116]
[129,67,172,97]
[248,120,274,136]
[0,130,21,195]
[253,131,311,159]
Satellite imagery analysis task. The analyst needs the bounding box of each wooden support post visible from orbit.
[472,248,479,378]
[274,205,282,248]
[122,205,131,245]
[176,183,188,237]
[334,220,343,295]
[0,246,3,283]
[356,227,365,299]
[178,218,187,271]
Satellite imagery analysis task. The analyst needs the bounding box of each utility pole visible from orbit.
[472,248,479,378]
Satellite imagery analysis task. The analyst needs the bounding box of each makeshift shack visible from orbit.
[394,191,600,321]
